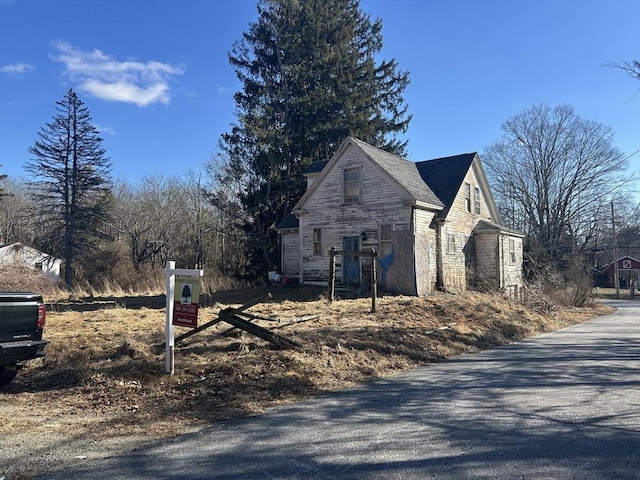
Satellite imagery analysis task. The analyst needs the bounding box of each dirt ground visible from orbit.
[0,286,613,479]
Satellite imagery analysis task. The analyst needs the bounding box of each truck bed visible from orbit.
[0,291,44,343]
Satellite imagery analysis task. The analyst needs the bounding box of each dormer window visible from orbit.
[343,167,361,203]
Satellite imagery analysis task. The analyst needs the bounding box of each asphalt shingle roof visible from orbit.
[350,138,444,208]
[415,153,477,217]
[276,212,299,229]
[302,160,329,175]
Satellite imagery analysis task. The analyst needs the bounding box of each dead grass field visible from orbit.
[0,285,614,478]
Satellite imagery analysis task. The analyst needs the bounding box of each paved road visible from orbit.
[40,300,639,479]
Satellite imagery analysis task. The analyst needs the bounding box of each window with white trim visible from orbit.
[474,187,481,214]
[313,228,322,256]
[464,182,471,212]
[447,233,456,254]
[343,167,361,203]
[509,238,516,264]
[380,224,393,256]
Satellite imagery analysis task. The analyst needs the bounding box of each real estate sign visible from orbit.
[172,276,200,328]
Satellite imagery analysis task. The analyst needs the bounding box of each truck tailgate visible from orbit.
[0,292,43,342]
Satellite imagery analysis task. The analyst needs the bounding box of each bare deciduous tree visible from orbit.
[605,58,640,82]
[483,104,628,268]
[0,165,7,201]
[0,178,30,244]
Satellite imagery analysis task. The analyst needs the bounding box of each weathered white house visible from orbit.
[0,242,61,278]
[277,137,523,297]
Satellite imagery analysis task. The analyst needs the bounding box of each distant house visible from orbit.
[602,256,640,288]
[277,137,524,297]
[0,242,61,277]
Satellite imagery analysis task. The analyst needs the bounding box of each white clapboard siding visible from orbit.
[300,144,414,287]
[286,139,523,297]
[438,161,493,291]
[281,232,300,276]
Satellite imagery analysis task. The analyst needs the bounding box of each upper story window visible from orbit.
[380,224,393,256]
[509,238,516,264]
[464,182,471,212]
[343,167,362,203]
[313,228,322,256]
[474,187,481,214]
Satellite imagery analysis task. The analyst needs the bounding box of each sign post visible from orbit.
[163,261,203,375]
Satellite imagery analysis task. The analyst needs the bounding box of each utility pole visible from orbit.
[611,202,620,299]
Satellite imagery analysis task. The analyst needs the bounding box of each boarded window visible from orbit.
[343,167,361,203]
[380,224,393,256]
[313,228,322,256]
[464,183,471,212]
[447,233,456,254]
[474,187,481,214]
[509,238,516,264]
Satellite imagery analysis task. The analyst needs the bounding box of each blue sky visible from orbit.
[1,0,639,191]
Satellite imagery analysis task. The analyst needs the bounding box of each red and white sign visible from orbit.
[172,277,200,328]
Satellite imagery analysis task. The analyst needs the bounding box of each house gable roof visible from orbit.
[0,242,61,262]
[474,219,525,237]
[416,153,503,224]
[294,137,444,214]
[291,137,505,228]
[415,153,475,215]
[350,138,444,208]
[602,255,640,272]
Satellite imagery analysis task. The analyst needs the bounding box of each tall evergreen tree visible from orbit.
[25,89,112,288]
[216,0,411,278]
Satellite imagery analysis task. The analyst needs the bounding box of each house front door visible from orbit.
[342,236,360,285]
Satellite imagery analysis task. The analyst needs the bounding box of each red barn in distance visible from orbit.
[602,256,640,288]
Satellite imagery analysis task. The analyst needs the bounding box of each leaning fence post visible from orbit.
[328,247,336,302]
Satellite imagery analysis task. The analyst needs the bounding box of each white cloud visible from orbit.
[0,63,35,75]
[95,124,117,136]
[51,41,185,107]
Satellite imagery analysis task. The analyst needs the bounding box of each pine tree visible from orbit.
[25,89,112,288]
[216,0,411,278]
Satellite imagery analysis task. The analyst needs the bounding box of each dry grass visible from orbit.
[1,286,611,446]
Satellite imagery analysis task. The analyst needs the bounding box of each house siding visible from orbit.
[474,231,523,296]
[0,243,61,277]
[438,164,493,291]
[281,137,524,298]
[474,231,499,289]
[500,234,523,298]
[413,208,437,295]
[281,232,300,276]
[299,145,413,288]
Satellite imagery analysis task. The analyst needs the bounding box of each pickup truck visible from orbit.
[0,291,47,386]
